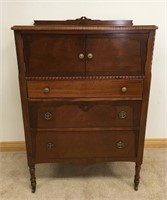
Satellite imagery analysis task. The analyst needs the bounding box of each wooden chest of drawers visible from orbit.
[12,17,157,192]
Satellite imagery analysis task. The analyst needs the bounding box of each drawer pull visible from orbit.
[47,142,54,150]
[87,53,93,59]
[121,86,127,93]
[116,141,125,149]
[43,87,50,93]
[79,53,84,60]
[44,112,52,120]
[118,111,127,119]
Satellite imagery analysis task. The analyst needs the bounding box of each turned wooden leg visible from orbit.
[134,163,141,191]
[29,165,36,193]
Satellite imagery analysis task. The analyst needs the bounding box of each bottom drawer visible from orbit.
[35,131,138,162]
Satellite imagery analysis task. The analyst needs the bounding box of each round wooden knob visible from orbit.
[87,53,93,59]
[79,53,84,59]
[43,87,50,93]
[121,86,127,93]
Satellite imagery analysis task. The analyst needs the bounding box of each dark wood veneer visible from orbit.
[29,101,141,129]
[12,17,157,193]
[34,17,133,26]
[35,131,137,161]
[27,79,143,98]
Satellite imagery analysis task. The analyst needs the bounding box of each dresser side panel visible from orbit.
[14,31,35,164]
[137,30,156,164]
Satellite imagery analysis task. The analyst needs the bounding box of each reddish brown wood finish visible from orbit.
[23,34,86,76]
[29,101,141,129]
[34,17,133,26]
[35,131,137,162]
[22,33,147,76]
[12,18,157,192]
[86,34,148,75]
[27,79,143,98]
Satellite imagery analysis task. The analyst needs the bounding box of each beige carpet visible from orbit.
[0,148,167,200]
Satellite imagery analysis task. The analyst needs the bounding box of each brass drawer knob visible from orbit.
[79,53,84,59]
[47,142,54,150]
[43,87,50,93]
[116,141,125,149]
[121,86,127,93]
[118,111,127,119]
[87,53,93,59]
[44,112,52,120]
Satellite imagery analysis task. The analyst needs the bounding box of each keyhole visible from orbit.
[83,105,89,112]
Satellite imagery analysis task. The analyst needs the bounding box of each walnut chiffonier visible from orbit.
[12,17,157,193]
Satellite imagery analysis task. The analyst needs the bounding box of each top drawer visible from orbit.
[27,79,143,99]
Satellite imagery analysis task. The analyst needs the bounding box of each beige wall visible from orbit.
[0,0,166,141]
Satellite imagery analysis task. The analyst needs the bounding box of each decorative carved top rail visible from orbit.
[11,17,158,31]
[34,16,133,26]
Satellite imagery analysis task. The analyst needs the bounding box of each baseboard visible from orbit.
[144,139,167,148]
[0,141,26,152]
[0,139,167,152]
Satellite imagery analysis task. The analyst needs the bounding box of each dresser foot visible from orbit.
[134,163,141,191]
[29,165,36,193]
[134,185,138,191]
[31,185,36,193]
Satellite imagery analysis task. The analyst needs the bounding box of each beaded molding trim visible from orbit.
[12,26,157,31]
[26,76,145,80]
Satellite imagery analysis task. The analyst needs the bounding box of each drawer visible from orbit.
[27,79,143,99]
[29,101,141,129]
[35,131,137,162]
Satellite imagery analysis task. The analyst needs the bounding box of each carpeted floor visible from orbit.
[0,148,167,200]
